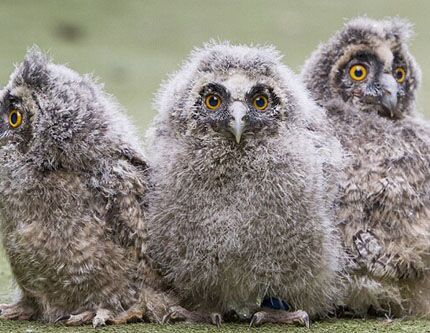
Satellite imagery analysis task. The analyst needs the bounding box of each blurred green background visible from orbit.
[0,1,429,332]
[0,0,429,135]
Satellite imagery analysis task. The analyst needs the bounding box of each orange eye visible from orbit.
[8,109,22,129]
[349,64,367,81]
[204,94,222,110]
[395,67,406,83]
[253,95,268,111]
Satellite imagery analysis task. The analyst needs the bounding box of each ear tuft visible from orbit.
[19,45,50,88]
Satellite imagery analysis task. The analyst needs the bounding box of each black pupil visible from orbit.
[255,97,266,108]
[209,96,219,107]
[396,70,403,79]
[354,68,363,77]
[10,112,17,124]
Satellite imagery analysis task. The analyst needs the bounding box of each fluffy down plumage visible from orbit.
[145,42,345,321]
[301,17,430,317]
[0,47,175,326]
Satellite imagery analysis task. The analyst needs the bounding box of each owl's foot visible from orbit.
[0,303,35,320]
[162,306,222,327]
[249,309,310,328]
[109,308,145,325]
[55,310,95,326]
[56,308,125,327]
[92,309,114,328]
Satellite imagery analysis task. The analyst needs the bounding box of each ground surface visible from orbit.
[0,319,430,333]
[0,0,430,332]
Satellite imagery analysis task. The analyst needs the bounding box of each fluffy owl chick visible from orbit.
[145,42,345,327]
[301,17,430,317]
[0,47,175,326]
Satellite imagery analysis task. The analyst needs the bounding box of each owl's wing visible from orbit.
[343,119,430,281]
[95,145,150,255]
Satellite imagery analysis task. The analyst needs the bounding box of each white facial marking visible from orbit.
[375,44,394,72]
[222,73,256,101]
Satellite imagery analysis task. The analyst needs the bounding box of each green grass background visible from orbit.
[0,0,430,332]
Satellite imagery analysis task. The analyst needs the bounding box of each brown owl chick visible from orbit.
[0,47,176,327]
[301,17,430,317]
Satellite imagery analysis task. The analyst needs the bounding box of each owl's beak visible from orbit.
[379,73,398,115]
[228,101,247,144]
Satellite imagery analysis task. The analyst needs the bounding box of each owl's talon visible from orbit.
[249,313,259,327]
[0,303,35,321]
[110,308,145,325]
[210,312,222,328]
[92,308,112,328]
[56,311,95,326]
[161,312,171,324]
[250,309,310,328]
[162,306,221,326]
[162,306,183,323]
[55,315,71,323]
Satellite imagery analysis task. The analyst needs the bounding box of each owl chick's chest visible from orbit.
[333,114,430,234]
[150,144,324,314]
[159,151,307,277]
[186,165,291,250]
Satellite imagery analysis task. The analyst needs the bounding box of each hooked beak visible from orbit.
[379,73,398,116]
[228,101,247,144]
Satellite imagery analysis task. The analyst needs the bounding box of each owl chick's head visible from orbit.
[0,47,140,170]
[154,41,317,146]
[301,17,421,119]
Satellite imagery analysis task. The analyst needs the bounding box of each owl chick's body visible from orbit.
[0,48,174,326]
[146,43,344,326]
[301,17,430,317]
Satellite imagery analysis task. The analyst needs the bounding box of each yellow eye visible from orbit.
[395,67,406,83]
[8,109,22,129]
[204,94,222,110]
[253,95,269,111]
[349,64,367,81]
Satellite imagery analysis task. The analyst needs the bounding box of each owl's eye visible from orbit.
[204,94,222,110]
[8,109,22,129]
[394,67,406,83]
[253,95,269,111]
[349,64,367,81]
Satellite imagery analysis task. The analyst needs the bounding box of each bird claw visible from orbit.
[161,306,183,324]
[54,314,71,323]
[250,309,310,328]
[92,308,112,328]
[0,303,34,321]
[210,312,222,328]
[109,308,145,325]
[55,311,95,326]
[162,306,222,326]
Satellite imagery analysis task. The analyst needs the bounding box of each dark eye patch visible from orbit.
[199,83,228,98]
[1,91,19,113]
[338,52,382,86]
[246,84,279,107]
[350,51,374,63]
[194,83,230,119]
[392,52,407,70]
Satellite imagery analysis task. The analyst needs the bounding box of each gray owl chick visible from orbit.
[301,17,430,317]
[0,48,176,326]
[145,42,345,327]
